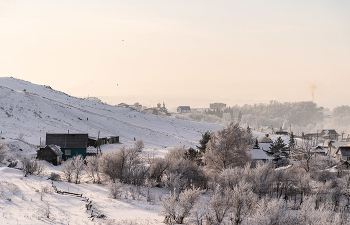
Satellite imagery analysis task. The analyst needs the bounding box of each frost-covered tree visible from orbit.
[160,188,203,224]
[99,149,125,183]
[72,155,84,184]
[108,180,122,199]
[229,182,257,225]
[61,158,74,182]
[0,141,8,162]
[206,181,257,225]
[149,157,168,183]
[21,155,45,177]
[207,186,235,224]
[292,141,315,173]
[86,156,101,183]
[163,157,207,193]
[165,146,187,161]
[204,122,252,171]
[122,144,147,186]
[100,142,147,185]
[247,197,297,225]
[134,139,144,152]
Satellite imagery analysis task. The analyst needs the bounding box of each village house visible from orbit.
[250,149,274,162]
[46,133,88,159]
[275,127,289,135]
[320,129,340,141]
[311,146,326,156]
[36,145,62,166]
[177,106,191,113]
[335,146,350,162]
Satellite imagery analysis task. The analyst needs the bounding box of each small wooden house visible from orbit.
[46,133,88,159]
[311,146,326,156]
[336,146,350,161]
[88,137,97,147]
[37,145,62,165]
[108,136,119,144]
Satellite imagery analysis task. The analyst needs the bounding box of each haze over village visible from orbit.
[1,1,350,225]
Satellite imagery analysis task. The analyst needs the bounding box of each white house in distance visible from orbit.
[177,106,191,113]
[84,97,102,103]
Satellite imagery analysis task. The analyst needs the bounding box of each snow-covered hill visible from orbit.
[0,77,222,154]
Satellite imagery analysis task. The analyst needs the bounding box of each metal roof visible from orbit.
[336,146,350,156]
[46,133,88,148]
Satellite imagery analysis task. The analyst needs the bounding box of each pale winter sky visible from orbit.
[0,0,349,110]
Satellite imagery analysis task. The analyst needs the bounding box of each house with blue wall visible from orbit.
[46,133,88,159]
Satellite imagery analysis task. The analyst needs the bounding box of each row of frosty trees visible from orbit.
[5,122,350,224]
[154,123,350,225]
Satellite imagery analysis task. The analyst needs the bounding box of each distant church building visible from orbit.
[144,101,167,115]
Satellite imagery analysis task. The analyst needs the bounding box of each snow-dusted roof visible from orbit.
[258,136,273,143]
[311,146,325,153]
[47,144,63,156]
[86,146,97,154]
[250,149,274,160]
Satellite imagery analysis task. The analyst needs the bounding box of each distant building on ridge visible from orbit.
[177,106,191,113]
[210,103,226,110]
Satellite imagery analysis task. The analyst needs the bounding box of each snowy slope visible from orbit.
[0,165,165,224]
[0,77,222,154]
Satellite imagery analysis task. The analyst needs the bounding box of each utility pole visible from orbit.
[97,131,101,154]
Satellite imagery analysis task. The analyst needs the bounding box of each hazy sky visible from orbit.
[1,0,349,110]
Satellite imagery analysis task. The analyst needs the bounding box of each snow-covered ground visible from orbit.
[0,77,223,154]
[0,163,167,224]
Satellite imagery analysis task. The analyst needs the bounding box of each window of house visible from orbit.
[65,150,71,156]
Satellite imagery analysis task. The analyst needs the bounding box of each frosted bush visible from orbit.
[109,181,122,199]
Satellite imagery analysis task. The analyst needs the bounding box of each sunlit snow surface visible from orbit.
[0,77,223,152]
